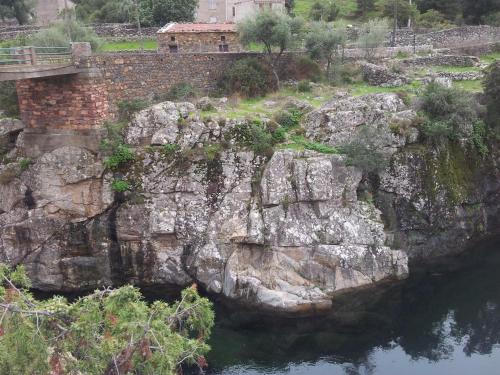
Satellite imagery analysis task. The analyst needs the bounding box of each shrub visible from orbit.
[417,9,454,29]
[421,120,453,143]
[104,144,135,170]
[165,83,197,101]
[117,99,150,120]
[484,61,500,129]
[18,158,31,171]
[162,143,180,156]
[297,80,312,93]
[421,82,479,139]
[339,126,389,174]
[271,127,287,143]
[248,123,274,157]
[111,179,130,192]
[293,56,323,82]
[0,81,19,118]
[204,143,222,161]
[472,121,489,156]
[30,20,101,51]
[100,121,127,154]
[220,58,271,98]
[273,109,302,129]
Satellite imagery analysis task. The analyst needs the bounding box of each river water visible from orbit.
[204,241,500,375]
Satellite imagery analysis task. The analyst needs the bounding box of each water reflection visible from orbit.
[205,241,500,374]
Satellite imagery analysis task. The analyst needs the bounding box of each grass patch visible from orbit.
[431,66,482,73]
[452,80,483,92]
[349,81,423,96]
[480,52,500,65]
[282,135,339,154]
[100,39,157,52]
[294,0,357,19]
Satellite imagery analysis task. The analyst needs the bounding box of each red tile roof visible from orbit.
[158,23,237,33]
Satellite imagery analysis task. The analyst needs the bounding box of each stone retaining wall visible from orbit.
[16,52,295,129]
[0,23,158,41]
[392,25,500,48]
[400,54,480,67]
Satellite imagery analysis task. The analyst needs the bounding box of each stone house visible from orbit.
[195,0,285,23]
[157,23,241,53]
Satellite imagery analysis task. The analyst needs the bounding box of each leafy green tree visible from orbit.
[417,9,454,29]
[0,0,34,24]
[74,0,198,26]
[0,264,214,375]
[309,0,339,21]
[484,61,500,129]
[357,0,376,16]
[30,19,102,50]
[415,0,462,21]
[377,0,419,27]
[238,10,304,89]
[356,18,389,61]
[462,0,500,24]
[305,21,346,79]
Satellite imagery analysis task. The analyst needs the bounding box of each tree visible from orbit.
[309,0,340,21]
[0,0,35,24]
[417,9,454,29]
[357,0,376,17]
[238,10,304,89]
[484,61,500,129]
[0,264,215,375]
[305,22,346,80]
[415,0,462,21]
[462,0,500,24]
[74,0,198,26]
[377,0,419,27]
[30,19,102,50]
[356,18,389,61]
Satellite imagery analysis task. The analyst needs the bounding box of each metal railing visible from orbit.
[0,46,72,66]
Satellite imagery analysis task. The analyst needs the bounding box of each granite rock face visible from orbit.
[0,96,498,315]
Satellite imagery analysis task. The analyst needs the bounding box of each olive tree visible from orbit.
[305,21,346,80]
[356,18,389,61]
[238,10,304,89]
[0,264,214,375]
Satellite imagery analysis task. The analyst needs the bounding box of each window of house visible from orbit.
[232,7,235,17]
[219,44,229,52]
[169,45,178,53]
[221,35,226,42]
[208,0,216,10]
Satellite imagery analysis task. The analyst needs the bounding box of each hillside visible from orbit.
[294,0,358,19]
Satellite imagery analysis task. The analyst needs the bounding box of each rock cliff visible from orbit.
[0,93,498,314]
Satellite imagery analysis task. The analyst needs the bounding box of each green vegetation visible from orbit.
[309,0,340,21]
[483,61,500,130]
[288,135,339,154]
[0,81,19,118]
[111,178,130,192]
[238,10,304,88]
[118,99,150,120]
[305,21,346,80]
[220,58,271,98]
[100,39,157,51]
[339,126,389,174]
[0,264,214,375]
[75,0,198,26]
[356,18,389,61]
[452,80,483,92]
[294,0,357,19]
[18,158,31,170]
[30,19,101,50]
[0,0,34,24]
[104,144,135,170]
[164,82,197,101]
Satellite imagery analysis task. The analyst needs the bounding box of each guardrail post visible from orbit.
[29,46,37,65]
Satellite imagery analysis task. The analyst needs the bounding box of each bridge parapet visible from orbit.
[0,42,91,81]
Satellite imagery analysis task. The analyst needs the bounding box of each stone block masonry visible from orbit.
[17,75,109,130]
[14,52,295,131]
